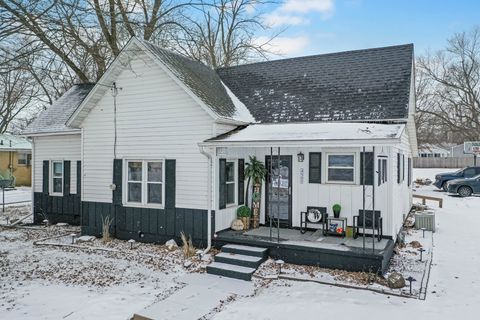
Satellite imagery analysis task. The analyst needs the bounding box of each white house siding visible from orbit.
[32,134,81,194]
[81,51,215,210]
[214,146,394,236]
[389,129,413,238]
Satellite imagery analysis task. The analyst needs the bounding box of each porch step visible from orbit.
[214,252,266,268]
[206,262,256,281]
[221,244,268,258]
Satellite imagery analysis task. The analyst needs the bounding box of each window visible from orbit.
[126,160,164,207]
[51,161,63,195]
[378,158,388,186]
[18,153,31,166]
[327,154,355,183]
[226,161,236,205]
[309,152,322,183]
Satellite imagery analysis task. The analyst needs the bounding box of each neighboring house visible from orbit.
[418,144,450,158]
[23,38,417,273]
[450,142,479,158]
[0,133,32,186]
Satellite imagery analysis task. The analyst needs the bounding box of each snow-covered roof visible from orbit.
[23,84,94,135]
[0,134,31,151]
[204,122,405,145]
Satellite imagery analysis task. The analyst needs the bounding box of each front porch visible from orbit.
[214,227,395,274]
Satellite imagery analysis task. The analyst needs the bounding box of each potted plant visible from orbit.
[332,204,341,218]
[245,156,267,229]
[237,205,252,230]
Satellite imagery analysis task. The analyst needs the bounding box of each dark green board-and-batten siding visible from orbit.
[34,192,81,225]
[81,203,214,247]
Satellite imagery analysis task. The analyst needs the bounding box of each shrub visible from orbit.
[237,205,252,218]
[333,204,342,215]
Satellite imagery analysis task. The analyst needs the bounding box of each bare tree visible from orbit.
[0,67,41,133]
[0,0,193,81]
[176,0,279,68]
[417,27,480,145]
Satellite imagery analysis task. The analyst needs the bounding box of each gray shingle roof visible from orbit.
[141,41,253,122]
[23,83,94,135]
[216,44,413,123]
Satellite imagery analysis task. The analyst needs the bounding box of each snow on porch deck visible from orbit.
[205,122,405,144]
[217,226,391,254]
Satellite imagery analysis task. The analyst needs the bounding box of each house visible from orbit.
[0,133,32,186]
[23,38,417,273]
[418,144,450,158]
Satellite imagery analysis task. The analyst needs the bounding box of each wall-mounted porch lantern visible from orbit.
[297,152,305,162]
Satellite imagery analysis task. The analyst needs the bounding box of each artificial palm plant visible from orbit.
[245,156,267,228]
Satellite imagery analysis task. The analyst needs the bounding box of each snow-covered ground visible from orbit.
[212,168,480,319]
[1,169,480,319]
[0,187,31,205]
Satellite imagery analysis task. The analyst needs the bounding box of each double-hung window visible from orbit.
[126,160,164,207]
[51,161,63,195]
[225,161,236,205]
[327,154,355,183]
[18,153,32,166]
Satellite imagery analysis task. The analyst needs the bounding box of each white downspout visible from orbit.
[199,145,213,254]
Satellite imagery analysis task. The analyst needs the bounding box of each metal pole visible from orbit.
[277,147,281,243]
[2,187,4,213]
[269,147,273,241]
[372,146,376,253]
[362,146,366,251]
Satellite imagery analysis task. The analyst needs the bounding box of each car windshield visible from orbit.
[455,168,466,174]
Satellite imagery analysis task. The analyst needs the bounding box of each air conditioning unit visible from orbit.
[415,210,435,232]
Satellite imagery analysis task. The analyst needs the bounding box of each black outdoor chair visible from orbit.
[300,206,327,234]
[353,210,382,241]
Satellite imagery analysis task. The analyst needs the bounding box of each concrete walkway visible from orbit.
[133,273,254,320]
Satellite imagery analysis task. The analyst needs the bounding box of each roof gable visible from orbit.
[67,38,253,128]
[216,44,414,123]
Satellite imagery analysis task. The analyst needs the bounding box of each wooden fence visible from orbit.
[413,157,477,168]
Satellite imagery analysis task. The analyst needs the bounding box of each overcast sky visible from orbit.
[259,0,479,58]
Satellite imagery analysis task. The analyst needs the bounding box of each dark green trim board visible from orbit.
[34,192,80,225]
[76,161,81,195]
[165,160,176,209]
[63,160,71,196]
[42,160,49,194]
[219,158,226,209]
[81,201,214,247]
[112,159,123,205]
[238,158,245,205]
[397,153,401,184]
[360,152,374,186]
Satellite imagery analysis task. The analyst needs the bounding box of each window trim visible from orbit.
[326,153,356,184]
[124,159,165,209]
[50,160,64,196]
[225,160,237,207]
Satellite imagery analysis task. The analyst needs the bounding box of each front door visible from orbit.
[265,155,292,227]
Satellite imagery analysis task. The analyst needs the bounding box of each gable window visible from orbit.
[126,160,164,207]
[309,152,322,183]
[18,153,32,166]
[327,154,355,183]
[51,161,63,195]
[226,161,236,205]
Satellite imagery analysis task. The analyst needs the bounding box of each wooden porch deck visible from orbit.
[214,227,395,274]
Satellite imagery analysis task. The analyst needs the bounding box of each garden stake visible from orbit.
[405,276,416,295]
[70,234,76,244]
[421,227,426,238]
[418,248,426,262]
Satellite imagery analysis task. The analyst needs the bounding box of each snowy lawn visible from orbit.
[211,168,480,319]
[0,187,31,205]
[0,224,207,320]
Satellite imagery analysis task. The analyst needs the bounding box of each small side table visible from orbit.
[324,217,347,237]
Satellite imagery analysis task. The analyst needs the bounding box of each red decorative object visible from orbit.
[336,227,343,234]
